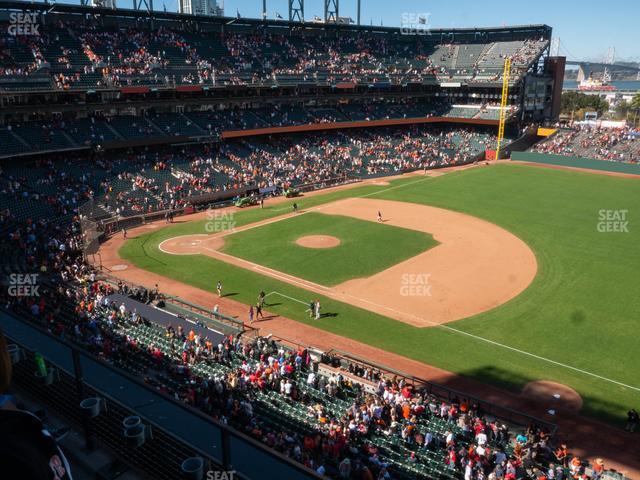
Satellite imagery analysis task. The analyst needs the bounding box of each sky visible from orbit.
[50,0,640,61]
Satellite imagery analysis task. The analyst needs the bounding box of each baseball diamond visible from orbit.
[156,197,537,326]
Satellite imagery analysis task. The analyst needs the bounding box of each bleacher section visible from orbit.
[0,128,31,155]
[0,98,510,156]
[0,124,499,220]
[10,122,76,150]
[0,19,549,92]
[531,126,639,163]
[150,113,205,137]
[108,115,160,139]
[65,118,120,145]
[446,106,480,118]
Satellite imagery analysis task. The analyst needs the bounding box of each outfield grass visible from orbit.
[120,164,640,426]
[221,212,437,286]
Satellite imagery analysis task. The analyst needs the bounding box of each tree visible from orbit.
[630,94,640,127]
[615,100,630,120]
[560,91,610,119]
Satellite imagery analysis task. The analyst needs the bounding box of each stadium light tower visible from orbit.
[133,0,153,14]
[289,0,304,22]
[357,0,361,25]
[324,0,338,23]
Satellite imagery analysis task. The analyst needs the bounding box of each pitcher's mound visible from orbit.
[296,235,341,249]
[521,380,583,414]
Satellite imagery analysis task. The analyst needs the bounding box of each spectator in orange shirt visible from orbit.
[593,458,605,478]
[555,444,569,468]
[569,456,582,477]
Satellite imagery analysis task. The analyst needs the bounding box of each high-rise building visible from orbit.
[179,0,223,16]
[91,0,116,8]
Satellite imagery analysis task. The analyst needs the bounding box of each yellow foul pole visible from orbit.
[496,57,511,159]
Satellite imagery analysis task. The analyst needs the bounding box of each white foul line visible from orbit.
[265,291,310,306]
[253,265,331,291]
[436,324,640,392]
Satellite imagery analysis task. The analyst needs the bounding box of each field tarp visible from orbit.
[511,152,640,176]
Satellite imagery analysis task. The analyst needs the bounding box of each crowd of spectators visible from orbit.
[0,95,513,157]
[532,125,639,163]
[0,156,95,219]
[0,123,495,219]
[510,39,548,67]
[0,31,46,76]
[1,20,548,89]
[172,125,495,200]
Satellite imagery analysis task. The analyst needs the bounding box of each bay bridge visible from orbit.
[551,41,640,84]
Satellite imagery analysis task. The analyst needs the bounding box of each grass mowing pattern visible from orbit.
[120,164,640,426]
[221,212,437,286]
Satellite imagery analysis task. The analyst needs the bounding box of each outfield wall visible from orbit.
[511,152,640,176]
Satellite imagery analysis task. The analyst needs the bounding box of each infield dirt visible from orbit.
[159,197,537,326]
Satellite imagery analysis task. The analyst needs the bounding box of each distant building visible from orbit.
[91,0,116,8]
[311,16,353,25]
[179,0,223,16]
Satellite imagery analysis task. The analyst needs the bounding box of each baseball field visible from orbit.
[118,162,640,427]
